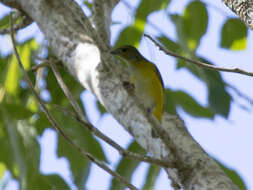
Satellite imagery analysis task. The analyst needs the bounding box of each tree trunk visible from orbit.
[1,0,239,189]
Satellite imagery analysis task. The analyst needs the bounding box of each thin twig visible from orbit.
[9,13,138,190]
[144,34,253,108]
[144,34,253,77]
[30,62,49,72]
[30,60,61,72]
[53,104,172,168]
[50,61,172,168]
[50,61,86,121]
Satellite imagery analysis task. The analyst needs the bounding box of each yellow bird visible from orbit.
[111,45,164,122]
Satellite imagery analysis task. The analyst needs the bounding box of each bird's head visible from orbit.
[111,45,143,62]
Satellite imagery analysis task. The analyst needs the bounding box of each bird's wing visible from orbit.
[153,64,164,90]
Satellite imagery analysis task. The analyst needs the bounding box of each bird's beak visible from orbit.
[110,49,119,55]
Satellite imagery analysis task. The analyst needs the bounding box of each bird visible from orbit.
[111,45,164,123]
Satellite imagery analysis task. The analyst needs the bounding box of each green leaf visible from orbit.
[56,114,105,161]
[4,39,38,96]
[41,174,70,190]
[157,36,181,53]
[0,121,16,176]
[217,160,247,190]
[57,64,84,98]
[114,25,143,48]
[1,118,41,188]
[74,162,91,189]
[208,77,231,118]
[110,141,145,190]
[45,68,64,104]
[31,109,93,188]
[32,113,51,136]
[0,55,10,84]
[183,0,208,51]
[16,121,41,178]
[0,13,24,30]
[170,14,189,52]
[170,90,214,118]
[26,95,39,112]
[57,133,89,187]
[96,100,107,115]
[169,1,208,52]
[26,174,70,190]
[0,162,6,180]
[134,0,170,26]
[4,53,20,96]
[199,57,231,117]
[46,66,83,105]
[150,34,229,117]
[142,165,160,190]
[54,110,106,187]
[0,113,4,138]
[220,18,247,50]
[0,110,69,189]
[114,0,171,47]
[4,102,33,120]
[0,14,10,29]
[164,89,177,115]
[175,56,231,117]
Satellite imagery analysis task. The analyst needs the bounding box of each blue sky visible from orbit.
[1,0,253,189]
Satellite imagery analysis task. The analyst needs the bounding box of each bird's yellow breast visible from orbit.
[128,60,164,121]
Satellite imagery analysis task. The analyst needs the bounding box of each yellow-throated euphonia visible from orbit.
[111,45,164,122]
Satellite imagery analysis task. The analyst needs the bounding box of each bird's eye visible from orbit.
[122,48,127,52]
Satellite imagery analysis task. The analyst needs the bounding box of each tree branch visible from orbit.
[49,59,173,168]
[93,0,110,44]
[144,33,253,77]
[0,0,22,10]
[29,60,62,72]
[9,13,138,190]
[53,103,172,168]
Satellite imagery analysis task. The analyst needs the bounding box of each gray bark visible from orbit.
[1,0,239,189]
[223,0,253,30]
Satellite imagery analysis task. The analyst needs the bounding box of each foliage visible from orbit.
[0,34,105,189]
[110,142,145,190]
[0,0,249,189]
[220,18,247,50]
